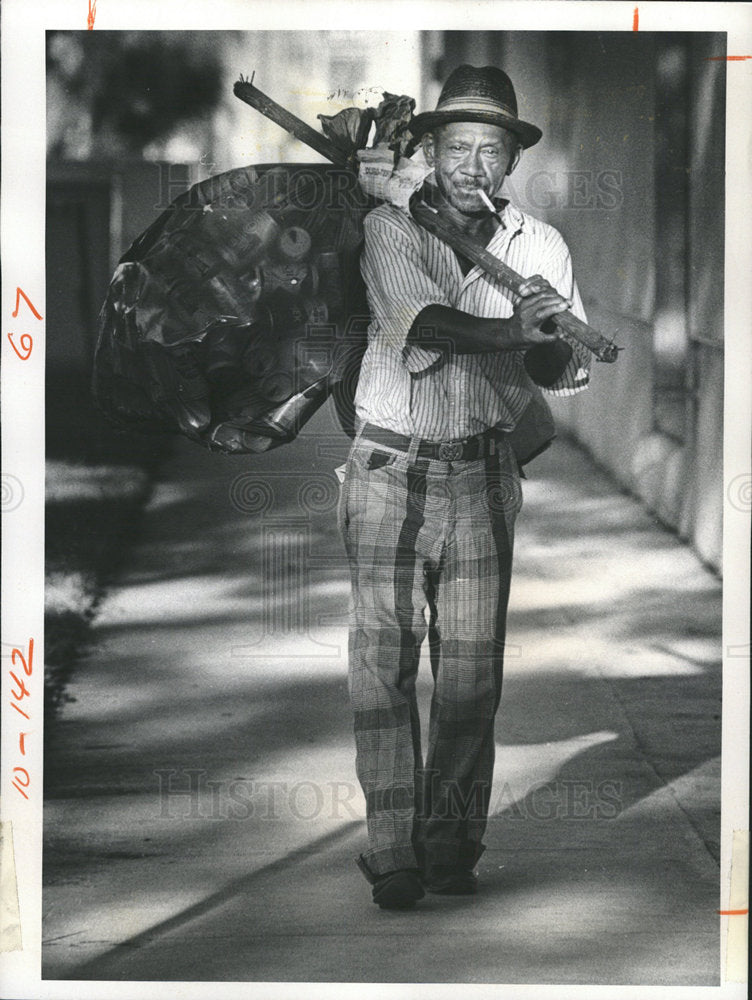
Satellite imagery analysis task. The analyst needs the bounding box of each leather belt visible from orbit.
[361,422,498,462]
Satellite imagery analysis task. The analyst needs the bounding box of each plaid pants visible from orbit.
[338,429,522,878]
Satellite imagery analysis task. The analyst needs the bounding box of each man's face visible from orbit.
[424,121,521,215]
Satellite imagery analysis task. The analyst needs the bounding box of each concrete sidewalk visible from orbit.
[43,406,723,987]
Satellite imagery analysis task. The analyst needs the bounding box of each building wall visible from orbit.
[212,31,423,172]
[433,31,725,572]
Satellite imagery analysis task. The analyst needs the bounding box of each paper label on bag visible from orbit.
[358,147,433,211]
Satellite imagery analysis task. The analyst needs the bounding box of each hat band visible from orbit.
[435,95,516,118]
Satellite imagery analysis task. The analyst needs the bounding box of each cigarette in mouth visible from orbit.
[478,189,497,213]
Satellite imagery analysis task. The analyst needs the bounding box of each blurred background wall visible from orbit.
[46,29,725,572]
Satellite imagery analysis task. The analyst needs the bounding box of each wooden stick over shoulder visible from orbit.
[234,79,350,167]
[411,199,620,363]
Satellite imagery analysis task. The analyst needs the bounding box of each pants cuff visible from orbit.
[356,844,420,882]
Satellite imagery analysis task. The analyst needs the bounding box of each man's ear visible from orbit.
[422,133,437,166]
[507,143,522,176]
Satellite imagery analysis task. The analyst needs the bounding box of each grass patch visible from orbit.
[45,466,153,730]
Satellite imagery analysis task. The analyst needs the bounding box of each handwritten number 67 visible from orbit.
[7,287,42,361]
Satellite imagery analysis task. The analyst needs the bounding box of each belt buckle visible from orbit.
[438,440,463,461]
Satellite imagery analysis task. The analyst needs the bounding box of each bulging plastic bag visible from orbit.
[92,162,374,453]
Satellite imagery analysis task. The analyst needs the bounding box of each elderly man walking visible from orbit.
[338,64,591,909]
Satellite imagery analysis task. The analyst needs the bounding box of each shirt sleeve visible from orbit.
[360,209,448,374]
[535,234,591,396]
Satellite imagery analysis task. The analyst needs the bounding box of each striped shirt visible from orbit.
[356,198,590,441]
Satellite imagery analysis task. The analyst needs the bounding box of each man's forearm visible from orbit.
[407,304,513,354]
[407,303,574,383]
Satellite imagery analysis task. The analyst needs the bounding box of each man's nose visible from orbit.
[460,150,484,176]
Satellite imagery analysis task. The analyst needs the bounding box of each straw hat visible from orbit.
[410,64,542,149]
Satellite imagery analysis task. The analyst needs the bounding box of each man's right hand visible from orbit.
[503,274,572,349]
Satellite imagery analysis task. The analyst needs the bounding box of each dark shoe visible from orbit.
[372,869,425,909]
[423,865,478,895]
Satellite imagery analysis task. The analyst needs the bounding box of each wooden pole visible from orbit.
[234,79,351,168]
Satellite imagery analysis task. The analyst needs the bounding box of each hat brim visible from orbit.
[409,110,542,149]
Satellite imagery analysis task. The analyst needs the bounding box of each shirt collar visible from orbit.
[496,198,525,232]
[482,200,525,258]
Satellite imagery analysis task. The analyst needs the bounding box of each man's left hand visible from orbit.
[503,273,572,348]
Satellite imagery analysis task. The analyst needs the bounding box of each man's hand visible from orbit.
[504,274,572,349]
